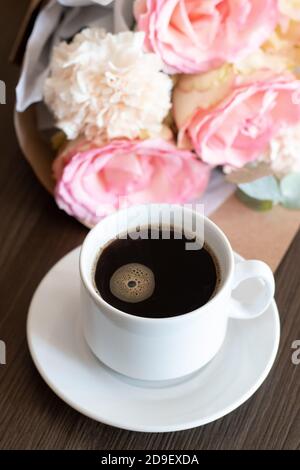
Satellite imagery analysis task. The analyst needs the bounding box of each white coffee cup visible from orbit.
[80,204,275,381]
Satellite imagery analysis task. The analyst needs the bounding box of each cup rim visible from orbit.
[79,204,234,324]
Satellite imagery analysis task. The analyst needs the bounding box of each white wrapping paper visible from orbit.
[16,0,116,112]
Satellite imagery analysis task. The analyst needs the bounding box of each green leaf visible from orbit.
[280,173,300,209]
[236,189,274,211]
[238,176,281,203]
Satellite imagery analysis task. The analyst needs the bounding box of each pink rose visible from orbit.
[134,0,278,74]
[53,138,211,226]
[174,72,300,168]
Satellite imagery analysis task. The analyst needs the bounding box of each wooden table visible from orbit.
[1,1,300,451]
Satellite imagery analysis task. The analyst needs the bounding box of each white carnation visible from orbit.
[44,29,172,142]
[261,124,300,178]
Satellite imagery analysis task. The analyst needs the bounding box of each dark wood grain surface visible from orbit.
[0,1,300,451]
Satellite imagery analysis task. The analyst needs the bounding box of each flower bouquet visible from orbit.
[15,0,300,227]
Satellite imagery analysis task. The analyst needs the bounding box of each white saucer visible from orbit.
[27,247,280,433]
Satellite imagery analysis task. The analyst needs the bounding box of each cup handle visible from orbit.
[229,260,275,320]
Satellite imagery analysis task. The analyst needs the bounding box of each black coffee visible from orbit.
[94,227,220,318]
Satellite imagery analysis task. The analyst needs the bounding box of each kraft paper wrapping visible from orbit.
[211,195,300,271]
[14,106,54,194]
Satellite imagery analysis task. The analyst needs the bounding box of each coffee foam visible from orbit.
[109,263,155,304]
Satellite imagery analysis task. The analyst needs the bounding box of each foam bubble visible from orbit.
[109,263,155,304]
